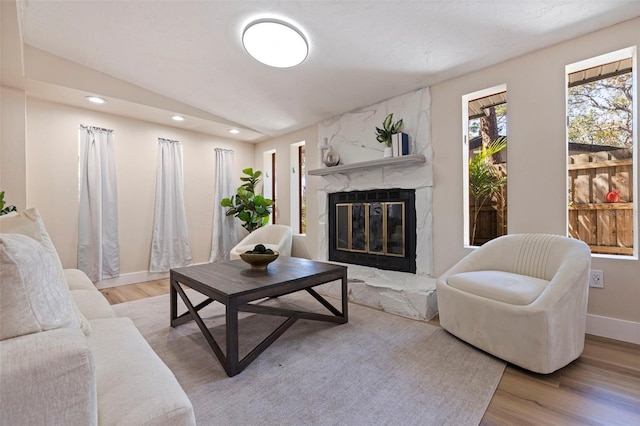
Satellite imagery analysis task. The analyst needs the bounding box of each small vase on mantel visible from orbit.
[383,146,393,158]
[323,148,341,167]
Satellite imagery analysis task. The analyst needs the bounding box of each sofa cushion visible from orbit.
[447,270,548,305]
[0,327,97,425]
[88,317,196,425]
[0,234,80,340]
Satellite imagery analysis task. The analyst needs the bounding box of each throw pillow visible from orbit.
[0,234,81,341]
[0,208,64,276]
[0,209,92,335]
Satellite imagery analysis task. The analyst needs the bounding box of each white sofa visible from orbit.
[0,209,195,425]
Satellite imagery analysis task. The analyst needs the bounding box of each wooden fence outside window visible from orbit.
[568,148,634,255]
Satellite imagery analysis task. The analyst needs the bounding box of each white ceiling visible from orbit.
[14,0,640,142]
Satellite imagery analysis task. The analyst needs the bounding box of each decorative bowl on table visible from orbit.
[239,246,279,270]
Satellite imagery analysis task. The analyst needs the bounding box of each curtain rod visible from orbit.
[80,124,113,133]
[158,137,180,143]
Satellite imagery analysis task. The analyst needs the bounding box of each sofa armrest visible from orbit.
[0,328,97,426]
[64,268,97,291]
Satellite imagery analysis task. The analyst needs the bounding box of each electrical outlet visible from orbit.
[589,269,604,288]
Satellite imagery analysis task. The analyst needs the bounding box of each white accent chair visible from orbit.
[436,234,591,374]
[230,224,293,260]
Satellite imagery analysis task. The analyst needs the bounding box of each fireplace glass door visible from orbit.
[336,202,405,257]
[329,189,416,273]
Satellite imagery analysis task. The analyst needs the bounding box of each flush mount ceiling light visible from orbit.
[171,115,185,121]
[85,96,107,104]
[228,129,240,134]
[242,19,308,68]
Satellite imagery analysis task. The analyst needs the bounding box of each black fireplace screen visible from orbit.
[329,189,416,273]
[336,202,405,256]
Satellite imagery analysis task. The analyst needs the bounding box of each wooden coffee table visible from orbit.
[170,256,348,376]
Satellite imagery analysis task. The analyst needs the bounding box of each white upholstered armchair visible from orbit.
[436,234,591,374]
[230,224,293,260]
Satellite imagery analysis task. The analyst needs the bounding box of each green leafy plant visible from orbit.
[375,113,403,147]
[220,168,273,233]
[469,136,507,246]
[0,191,17,216]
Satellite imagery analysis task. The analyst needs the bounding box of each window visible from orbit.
[462,85,508,247]
[299,144,306,234]
[566,47,637,257]
[290,141,306,234]
[263,149,276,224]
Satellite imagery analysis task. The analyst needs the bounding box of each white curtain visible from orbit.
[210,148,239,261]
[150,139,193,272]
[78,126,119,282]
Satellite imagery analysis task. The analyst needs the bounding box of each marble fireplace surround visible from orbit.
[315,88,437,320]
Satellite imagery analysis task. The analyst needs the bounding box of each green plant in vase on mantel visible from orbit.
[221,168,273,233]
[375,113,403,157]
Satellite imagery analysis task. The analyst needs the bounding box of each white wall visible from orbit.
[1,87,27,210]
[25,97,254,278]
[431,18,640,324]
[254,126,318,259]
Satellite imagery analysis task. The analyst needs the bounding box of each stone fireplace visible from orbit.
[328,189,416,273]
[313,88,437,320]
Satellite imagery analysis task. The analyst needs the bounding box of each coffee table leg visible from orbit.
[170,277,177,325]
[226,300,240,376]
[341,271,349,321]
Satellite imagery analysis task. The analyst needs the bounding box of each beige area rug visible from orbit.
[113,290,505,426]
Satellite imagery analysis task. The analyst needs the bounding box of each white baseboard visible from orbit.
[586,314,640,345]
[95,270,169,289]
[94,262,210,289]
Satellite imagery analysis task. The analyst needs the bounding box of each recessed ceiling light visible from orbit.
[86,96,107,104]
[171,115,185,121]
[242,19,308,68]
[229,129,240,134]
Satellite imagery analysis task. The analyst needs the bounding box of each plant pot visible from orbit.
[384,147,393,158]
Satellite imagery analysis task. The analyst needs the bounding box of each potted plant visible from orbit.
[221,168,273,233]
[0,191,17,216]
[375,113,403,157]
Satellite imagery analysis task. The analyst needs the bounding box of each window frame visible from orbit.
[262,149,276,225]
[565,46,638,260]
[462,83,508,248]
[289,140,306,235]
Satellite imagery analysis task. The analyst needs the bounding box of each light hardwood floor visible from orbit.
[101,280,640,425]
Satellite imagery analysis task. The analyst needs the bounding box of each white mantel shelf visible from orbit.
[308,154,426,176]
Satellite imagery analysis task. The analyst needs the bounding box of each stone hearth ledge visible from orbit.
[317,265,438,320]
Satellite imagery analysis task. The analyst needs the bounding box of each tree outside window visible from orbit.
[466,93,508,246]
